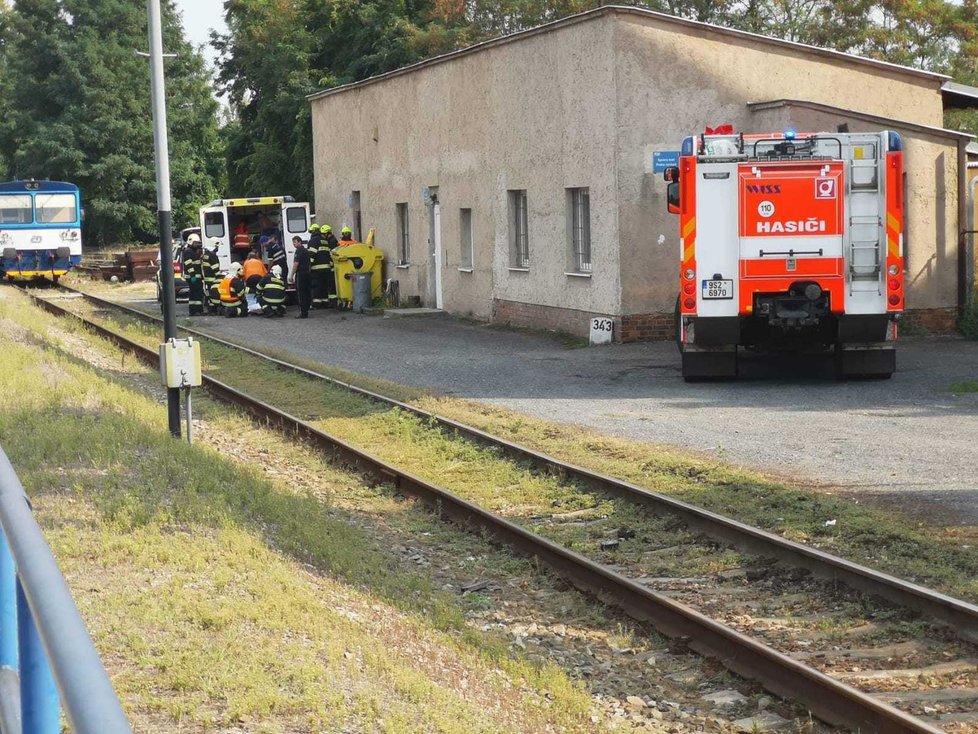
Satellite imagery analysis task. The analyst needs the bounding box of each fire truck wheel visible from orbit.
[681,349,738,381]
[834,347,895,380]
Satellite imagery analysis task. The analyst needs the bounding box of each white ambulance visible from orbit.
[664,129,904,380]
[198,195,312,275]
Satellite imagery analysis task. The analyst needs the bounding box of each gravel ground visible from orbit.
[140,298,978,524]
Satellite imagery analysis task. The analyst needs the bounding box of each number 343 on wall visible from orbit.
[590,317,614,345]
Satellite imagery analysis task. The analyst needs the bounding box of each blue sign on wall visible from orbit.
[652,151,680,173]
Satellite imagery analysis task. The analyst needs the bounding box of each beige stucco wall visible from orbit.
[613,12,950,315]
[311,7,957,329]
[749,104,961,310]
[311,13,621,319]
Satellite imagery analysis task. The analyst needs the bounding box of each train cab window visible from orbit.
[0,195,32,224]
[204,211,226,239]
[35,193,77,223]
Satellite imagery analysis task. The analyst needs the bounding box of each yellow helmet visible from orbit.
[341,226,352,236]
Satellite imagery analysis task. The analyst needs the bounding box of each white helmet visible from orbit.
[209,238,221,250]
[271,265,282,278]
[229,262,242,274]
[186,233,201,245]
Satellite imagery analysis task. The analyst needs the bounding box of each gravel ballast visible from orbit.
[139,299,978,523]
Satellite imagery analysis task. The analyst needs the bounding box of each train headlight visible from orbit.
[683,268,695,281]
[888,264,900,276]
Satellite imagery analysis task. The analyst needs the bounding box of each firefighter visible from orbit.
[182,233,205,316]
[242,252,267,291]
[265,233,288,286]
[306,224,323,308]
[202,239,221,314]
[337,226,358,246]
[309,224,331,309]
[321,225,339,306]
[289,235,311,319]
[257,265,287,317]
[221,262,248,318]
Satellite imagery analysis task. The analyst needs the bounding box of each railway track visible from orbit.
[25,283,978,732]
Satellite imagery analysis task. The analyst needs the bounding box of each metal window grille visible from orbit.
[510,190,529,268]
[460,208,473,269]
[570,188,591,273]
[396,203,409,264]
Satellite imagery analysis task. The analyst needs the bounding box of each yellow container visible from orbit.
[332,243,384,304]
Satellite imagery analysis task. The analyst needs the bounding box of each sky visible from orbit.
[172,0,227,71]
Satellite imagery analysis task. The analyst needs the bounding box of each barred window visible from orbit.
[396,203,409,265]
[568,187,591,273]
[508,190,529,268]
[459,208,473,270]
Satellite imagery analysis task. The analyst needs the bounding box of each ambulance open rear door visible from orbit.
[280,201,310,273]
[200,205,231,270]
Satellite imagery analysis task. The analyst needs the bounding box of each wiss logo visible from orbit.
[757,218,827,234]
[746,184,782,194]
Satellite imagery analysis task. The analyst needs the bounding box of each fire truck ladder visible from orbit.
[847,157,882,291]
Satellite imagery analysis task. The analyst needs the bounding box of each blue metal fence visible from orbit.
[0,449,132,734]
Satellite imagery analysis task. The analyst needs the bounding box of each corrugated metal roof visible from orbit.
[748,99,973,140]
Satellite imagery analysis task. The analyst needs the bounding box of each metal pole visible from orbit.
[146,0,180,437]
[184,388,193,445]
[16,581,57,734]
[0,529,20,734]
[0,451,131,734]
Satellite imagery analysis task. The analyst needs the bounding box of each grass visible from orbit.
[38,286,978,603]
[947,380,978,394]
[0,289,608,732]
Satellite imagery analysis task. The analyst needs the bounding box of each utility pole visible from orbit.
[145,0,181,437]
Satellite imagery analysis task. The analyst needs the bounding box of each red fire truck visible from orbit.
[664,128,904,380]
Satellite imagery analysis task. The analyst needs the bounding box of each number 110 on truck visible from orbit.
[663,128,904,381]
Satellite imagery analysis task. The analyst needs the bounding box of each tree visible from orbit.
[0,0,222,245]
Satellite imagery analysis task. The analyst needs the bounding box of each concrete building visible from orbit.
[309,5,975,341]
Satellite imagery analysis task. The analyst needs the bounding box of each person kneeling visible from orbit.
[220,262,248,318]
[257,265,287,317]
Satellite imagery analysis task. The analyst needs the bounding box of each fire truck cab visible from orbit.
[665,129,904,381]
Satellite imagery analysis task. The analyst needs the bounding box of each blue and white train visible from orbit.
[0,180,82,281]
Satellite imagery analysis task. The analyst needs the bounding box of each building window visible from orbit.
[459,208,473,270]
[351,190,362,241]
[396,203,409,265]
[508,189,529,268]
[567,187,591,273]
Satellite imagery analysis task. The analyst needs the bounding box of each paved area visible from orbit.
[142,299,978,523]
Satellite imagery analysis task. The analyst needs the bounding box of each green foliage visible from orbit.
[959,296,978,340]
[213,0,978,204]
[0,0,222,244]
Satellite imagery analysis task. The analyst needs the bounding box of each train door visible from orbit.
[200,205,231,270]
[280,201,310,274]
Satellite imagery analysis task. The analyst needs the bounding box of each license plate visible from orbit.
[702,279,733,299]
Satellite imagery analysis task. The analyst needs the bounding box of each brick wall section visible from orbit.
[619,313,675,343]
[491,300,960,342]
[903,307,958,333]
[492,299,677,342]
[492,299,604,339]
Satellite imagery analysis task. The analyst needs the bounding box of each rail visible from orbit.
[27,289,944,733]
[0,449,131,734]
[56,285,978,641]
